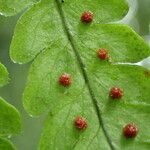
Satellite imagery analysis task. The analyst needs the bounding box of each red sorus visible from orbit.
[81,11,93,23]
[109,87,123,99]
[59,73,71,86]
[74,116,87,130]
[97,49,109,60]
[123,123,138,138]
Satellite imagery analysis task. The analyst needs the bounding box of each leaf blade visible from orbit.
[0,138,16,150]
[10,0,129,64]
[0,0,39,16]
[0,63,9,87]
[0,97,21,136]
[10,0,150,149]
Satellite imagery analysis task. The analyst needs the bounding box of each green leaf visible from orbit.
[10,0,150,149]
[0,63,9,87]
[0,32,21,150]
[0,0,39,16]
[0,97,21,136]
[0,138,16,150]
[0,64,21,149]
[10,0,128,64]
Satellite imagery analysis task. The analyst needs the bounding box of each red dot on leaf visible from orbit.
[123,123,138,138]
[81,11,93,23]
[97,49,109,60]
[74,116,87,130]
[59,73,71,86]
[109,87,123,99]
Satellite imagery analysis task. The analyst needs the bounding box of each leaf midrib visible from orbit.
[55,0,114,149]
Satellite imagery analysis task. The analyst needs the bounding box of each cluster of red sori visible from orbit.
[57,11,139,138]
[81,11,94,23]
[109,87,123,99]
[97,49,109,60]
[74,116,87,130]
[59,73,71,86]
[123,123,138,138]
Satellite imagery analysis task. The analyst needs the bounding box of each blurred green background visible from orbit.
[0,0,150,149]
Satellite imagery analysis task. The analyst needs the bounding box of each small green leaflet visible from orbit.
[0,63,8,87]
[10,0,150,150]
[0,64,21,149]
[0,138,15,150]
[0,0,39,16]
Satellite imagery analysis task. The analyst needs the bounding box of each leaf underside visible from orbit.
[10,0,150,150]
